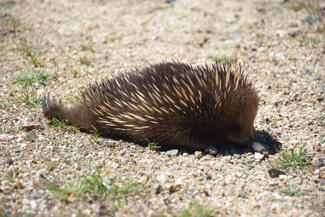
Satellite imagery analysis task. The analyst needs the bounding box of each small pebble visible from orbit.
[268,168,285,178]
[154,184,162,194]
[3,158,13,166]
[243,166,254,171]
[319,179,325,185]
[169,184,181,193]
[254,152,265,161]
[165,0,175,3]
[166,149,178,157]
[157,174,168,184]
[194,151,203,159]
[205,146,218,155]
[228,29,241,40]
[12,181,23,189]
[14,149,21,153]
[31,193,45,200]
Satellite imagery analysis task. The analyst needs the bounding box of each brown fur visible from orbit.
[43,61,268,152]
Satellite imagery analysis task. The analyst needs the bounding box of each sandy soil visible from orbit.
[0,0,324,216]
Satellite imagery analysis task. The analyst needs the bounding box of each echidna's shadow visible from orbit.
[253,130,282,154]
[215,130,281,155]
[161,130,282,156]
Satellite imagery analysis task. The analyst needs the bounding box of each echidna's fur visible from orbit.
[43,61,268,153]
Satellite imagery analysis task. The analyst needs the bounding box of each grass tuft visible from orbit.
[54,139,68,146]
[288,1,312,11]
[88,128,101,143]
[299,37,321,46]
[0,126,20,134]
[215,55,234,63]
[16,71,57,86]
[160,202,218,217]
[0,208,29,217]
[7,167,19,183]
[48,168,139,204]
[47,162,56,170]
[288,1,325,34]
[10,17,22,35]
[18,88,41,108]
[0,102,11,110]
[280,185,305,196]
[145,138,158,148]
[23,136,34,142]
[80,44,95,53]
[277,147,312,170]
[50,118,80,134]
[79,56,92,66]
[19,39,43,67]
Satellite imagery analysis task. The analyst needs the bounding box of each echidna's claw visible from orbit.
[42,92,47,109]
[47,92,51,106]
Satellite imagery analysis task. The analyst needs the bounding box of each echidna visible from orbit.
[43,61,268,153]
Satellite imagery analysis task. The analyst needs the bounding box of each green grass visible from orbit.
[280,185,305,196]
[16,71,57,109]
[18,88,41,108]
[88,128,100,143]
[277,147,312,170]
[160,202,218,217]
[16,71,57,86]
[40,155,56,170]
[79,56,92,66]
[19,38,43,67]
[47,162,55,170]
[0,126,20,134]
[80,44,95,53]
[0,102,12,110]
[180,204,218,217]
[145,138,158,148]
[288,1,312,11]
[0,127,6,133]
[215,55,234,63]
[255,33,263,38]
[287,1,325,34]
[7,167,19,183]
[54,139,68,146]
[48,169,139,204]
[51,118,80,134]
[10,17,21,35]
[71,68,79,77]
[0,208,29,217]
[23,136,34,142]
[48,178,84,203]
[0,103,8,110]
[299,37,321,46]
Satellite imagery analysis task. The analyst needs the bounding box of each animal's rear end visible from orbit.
[42,93,94,131]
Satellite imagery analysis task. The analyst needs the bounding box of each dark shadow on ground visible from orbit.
[253,130,282,154]
[158,130,282,156]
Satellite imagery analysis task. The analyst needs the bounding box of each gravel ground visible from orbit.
[0,0,324,216]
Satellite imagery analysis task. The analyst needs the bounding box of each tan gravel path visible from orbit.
[0,0,324,216]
